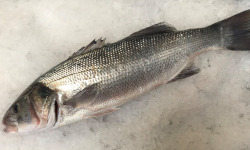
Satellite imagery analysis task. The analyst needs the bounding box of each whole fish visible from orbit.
[2,10,250,133]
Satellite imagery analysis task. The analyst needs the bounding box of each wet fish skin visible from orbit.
[2,10,250,133]
[40,26,221,126]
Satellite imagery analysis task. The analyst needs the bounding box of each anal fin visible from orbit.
[169,62,200,83]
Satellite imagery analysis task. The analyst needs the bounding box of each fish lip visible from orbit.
[3,126,18,134]
[2,118,18,133]
[2,109,18,133]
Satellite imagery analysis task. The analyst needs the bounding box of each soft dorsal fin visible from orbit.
[69,38,106,59]
[169,62,200,83]
[128,22,177,38]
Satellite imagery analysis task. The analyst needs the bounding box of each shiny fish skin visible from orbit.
[39,27,221,126]
[2,10,250,133]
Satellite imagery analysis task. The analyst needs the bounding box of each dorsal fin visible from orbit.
[69,38,106,59]
[128,22,177,38]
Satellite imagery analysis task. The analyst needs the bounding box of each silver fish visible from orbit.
[2,10,250,133]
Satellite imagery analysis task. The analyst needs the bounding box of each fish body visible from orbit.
[2,10,250,133]
[40,26,220,127]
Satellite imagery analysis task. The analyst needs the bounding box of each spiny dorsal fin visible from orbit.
[169,62,200,83]
[69,38,106,59]
[128,22,177,38]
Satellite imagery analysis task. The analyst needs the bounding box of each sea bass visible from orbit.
[2,10,250,133]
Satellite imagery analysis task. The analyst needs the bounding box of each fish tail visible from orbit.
[214,10,250,50]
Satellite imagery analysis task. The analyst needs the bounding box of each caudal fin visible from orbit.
[216,10,250,50]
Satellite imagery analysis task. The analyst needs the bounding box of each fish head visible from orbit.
[2,83,59,133]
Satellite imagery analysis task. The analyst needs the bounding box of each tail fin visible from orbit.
[216,10,250,50]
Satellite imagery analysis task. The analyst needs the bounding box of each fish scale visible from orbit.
[40,28,220,87]
[38,26,221,116]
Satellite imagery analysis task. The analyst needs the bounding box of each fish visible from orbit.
[2,10,250,133]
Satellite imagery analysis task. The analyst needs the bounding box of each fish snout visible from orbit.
[2,113,18,133]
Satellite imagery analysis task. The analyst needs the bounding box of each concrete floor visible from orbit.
[0,0,250,150]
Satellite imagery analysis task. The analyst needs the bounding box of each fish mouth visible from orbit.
[2,117,18,133]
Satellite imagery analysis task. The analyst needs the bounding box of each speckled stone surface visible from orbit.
[0,0,250,150]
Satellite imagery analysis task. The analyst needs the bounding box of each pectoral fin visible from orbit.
[169,62,200,83]
[63,84,98,108]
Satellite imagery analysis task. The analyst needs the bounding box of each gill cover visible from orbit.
[29,83,59,129]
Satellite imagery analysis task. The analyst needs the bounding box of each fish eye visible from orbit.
[13,104,19,113]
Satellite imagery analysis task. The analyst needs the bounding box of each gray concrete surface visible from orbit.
[0,0,250,150]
